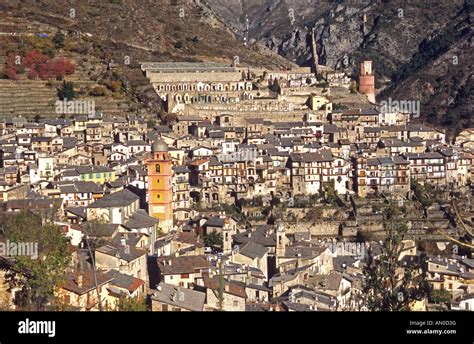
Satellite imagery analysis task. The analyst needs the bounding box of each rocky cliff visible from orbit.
[207,0,473,133]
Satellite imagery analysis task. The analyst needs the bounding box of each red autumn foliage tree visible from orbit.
[23,50,49,79]
[48,58,75,78]
[7,50,75,80]
[5,53,20,80]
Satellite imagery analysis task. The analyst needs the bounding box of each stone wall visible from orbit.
[147,71,242,83]
[283,220,341,236]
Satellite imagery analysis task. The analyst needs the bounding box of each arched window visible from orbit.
[155,164,160,173]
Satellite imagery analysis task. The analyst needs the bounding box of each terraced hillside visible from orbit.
[0,0,294,119]
[0,79,57,118]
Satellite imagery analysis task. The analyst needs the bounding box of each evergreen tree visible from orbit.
[58,81,75,100]
[52,31,65,49]
[363,204,430,311]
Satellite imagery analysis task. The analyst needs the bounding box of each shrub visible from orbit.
[147,119,156,129]
[429,289,452,304]
[52,31,65,49]
[58,81,76,100]
[204,232,223,247]
[90,85,108,96]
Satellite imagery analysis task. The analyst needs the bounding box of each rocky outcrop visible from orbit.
[207,0,473,132]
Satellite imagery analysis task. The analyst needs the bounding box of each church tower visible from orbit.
[147,139,173,233]
[359,60,376,103]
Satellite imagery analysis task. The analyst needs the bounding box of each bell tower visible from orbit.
[147,139,173,233]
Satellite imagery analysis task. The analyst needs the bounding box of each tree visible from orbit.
[147,119,156,129]
[362,204,430,311]
[20,50,74,80]
[114,296,147,311]
[204,232,223,247]
[411,180,433,208]
[2,210,71,310]
[47,58,75,80]
[23,50,49,79]
[5,53,20,80]
[429,289,451,304]
[58,81,76,100]
[322,181,337,205]
[162,113,178,124]
[52,31,65,49]
[349,80,358,93]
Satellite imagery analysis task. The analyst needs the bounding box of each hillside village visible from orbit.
[0,57,473,312]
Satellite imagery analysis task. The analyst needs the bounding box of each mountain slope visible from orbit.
[207,0,473,132]
[0,0,294,117]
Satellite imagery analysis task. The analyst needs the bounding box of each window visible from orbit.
[155,164,160,173]
[233,300,239,307]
